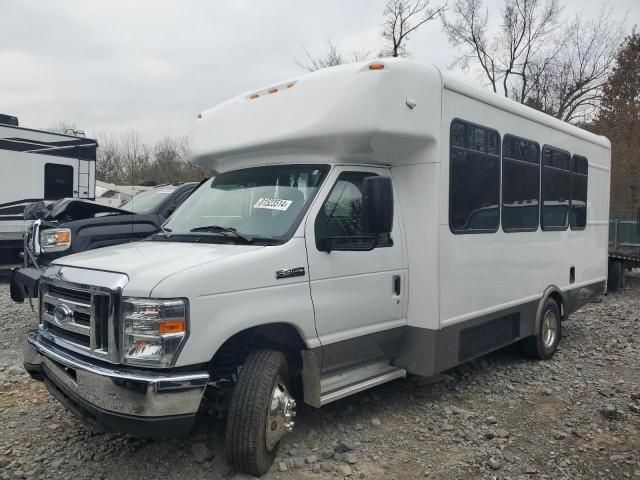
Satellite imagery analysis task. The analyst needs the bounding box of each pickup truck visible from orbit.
[10,182,198,302]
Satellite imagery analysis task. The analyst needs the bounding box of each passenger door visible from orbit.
[305,166,407,373]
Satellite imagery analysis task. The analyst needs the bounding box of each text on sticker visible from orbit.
[254,198,293,211]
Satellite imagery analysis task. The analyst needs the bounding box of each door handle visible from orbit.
[393,275,401,296]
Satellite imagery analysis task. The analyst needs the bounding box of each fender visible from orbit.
[534,285,565,333]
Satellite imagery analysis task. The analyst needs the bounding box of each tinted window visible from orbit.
[570,155,588,230]
[44,163,74,200]
[120,186,178,213]
[541,146,571,230]
[502,135,540,231]
[449,120,500,233]
[315,172,391,248]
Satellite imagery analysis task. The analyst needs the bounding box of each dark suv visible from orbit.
[10,182,199,302]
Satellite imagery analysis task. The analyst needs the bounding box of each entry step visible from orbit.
[319,362,406,406]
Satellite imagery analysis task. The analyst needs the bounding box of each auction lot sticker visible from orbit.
[254,198,292,211]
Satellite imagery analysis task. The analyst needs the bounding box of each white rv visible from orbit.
[22,59,610,475]
[0,116,97,265]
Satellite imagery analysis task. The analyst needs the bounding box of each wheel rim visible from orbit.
[542,309,558,349]
[265,378,296,452]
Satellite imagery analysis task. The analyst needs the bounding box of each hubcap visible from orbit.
[542,309,558,349]
[265,378,296,452]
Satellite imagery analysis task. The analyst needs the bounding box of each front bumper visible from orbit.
[10,266,41,302]
[23,330,210,437]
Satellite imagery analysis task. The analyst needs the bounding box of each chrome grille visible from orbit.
[39,267,127,364]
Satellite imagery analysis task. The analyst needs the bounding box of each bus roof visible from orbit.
[191,58,609,172]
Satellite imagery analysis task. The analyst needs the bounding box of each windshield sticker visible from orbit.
[254,198,292,211]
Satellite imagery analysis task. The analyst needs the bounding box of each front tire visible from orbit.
[225,350,296,476]
[522,298,561,360]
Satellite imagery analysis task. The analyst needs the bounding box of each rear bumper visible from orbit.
[23,330,210,437]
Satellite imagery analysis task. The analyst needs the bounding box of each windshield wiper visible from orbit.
[189,225,253,243]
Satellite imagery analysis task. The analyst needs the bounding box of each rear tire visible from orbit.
[225,350,295,476]
[522,298,561,360]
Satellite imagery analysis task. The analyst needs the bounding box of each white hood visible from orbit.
[54,241,263,296]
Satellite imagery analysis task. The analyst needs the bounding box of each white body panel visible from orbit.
[438,86,610,327]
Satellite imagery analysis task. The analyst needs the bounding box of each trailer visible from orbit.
[0,115,97,267]
[608,216,640,291]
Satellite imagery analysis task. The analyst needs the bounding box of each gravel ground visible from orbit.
[1,275,639,480]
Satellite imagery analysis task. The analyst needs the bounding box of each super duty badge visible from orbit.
[276,267,305,279]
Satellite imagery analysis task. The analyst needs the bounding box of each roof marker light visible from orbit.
[369,63,385,70]
[249,93,259,100]
[197,113,202,119]
[286,82,295,89]
[268,88,278,94]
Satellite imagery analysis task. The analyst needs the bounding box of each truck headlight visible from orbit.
[39,228,71,253]
[121,298,188,367]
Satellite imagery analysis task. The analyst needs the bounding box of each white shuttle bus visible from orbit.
[0,116,97,265]
[23,59,610,475]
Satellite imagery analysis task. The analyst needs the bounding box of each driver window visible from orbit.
[315,172,392,250]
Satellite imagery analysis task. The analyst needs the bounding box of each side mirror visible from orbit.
[362,176,393,235]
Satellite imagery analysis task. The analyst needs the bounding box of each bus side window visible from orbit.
[502,135,540,232]
[449,120,501,234]
[570,155,588,230]
[541,146,571,231]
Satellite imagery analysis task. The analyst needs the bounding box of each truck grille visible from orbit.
[40,281,118,362]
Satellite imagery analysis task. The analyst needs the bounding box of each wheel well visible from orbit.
[209,323,306,380]
[548,291,565,319]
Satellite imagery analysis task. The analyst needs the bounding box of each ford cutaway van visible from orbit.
[22,59,610,475]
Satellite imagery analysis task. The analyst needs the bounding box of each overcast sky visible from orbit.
[1,0,637,143]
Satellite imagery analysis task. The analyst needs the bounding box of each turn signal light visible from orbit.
[159,319,186,334]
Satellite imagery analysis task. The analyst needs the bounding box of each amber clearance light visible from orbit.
[369,63,385,70]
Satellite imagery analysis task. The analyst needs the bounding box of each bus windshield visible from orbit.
[162,164,329,243]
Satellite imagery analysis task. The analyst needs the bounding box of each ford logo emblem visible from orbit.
[53,304,73,324]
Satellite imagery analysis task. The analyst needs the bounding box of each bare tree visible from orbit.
[381,0,446,57]
[95,134,125,183]
[95,132,208,185]
[295,0,442,72]
[525,9,624,121]
[443,0,625,121]
[296,40,372,72]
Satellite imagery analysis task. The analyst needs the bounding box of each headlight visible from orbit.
[39,228,71,253]
[121,298,188,367]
